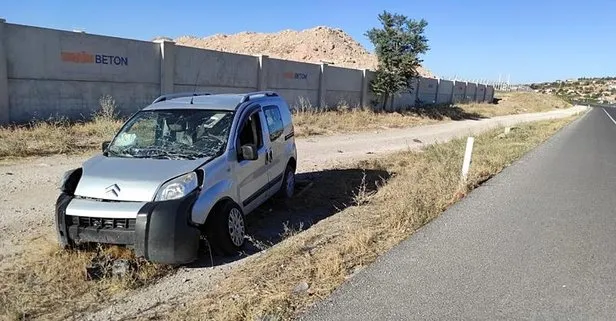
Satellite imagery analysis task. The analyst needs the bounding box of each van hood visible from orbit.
[74,154,207,202]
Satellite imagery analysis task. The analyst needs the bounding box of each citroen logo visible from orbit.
[105,184,121,197]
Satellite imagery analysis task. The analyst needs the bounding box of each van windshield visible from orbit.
[107,109,234,160]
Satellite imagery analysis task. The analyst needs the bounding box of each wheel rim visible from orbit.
[228,208,245,247]
[286,170,295,197]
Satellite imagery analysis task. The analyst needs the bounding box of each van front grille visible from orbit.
[67,216,136,230]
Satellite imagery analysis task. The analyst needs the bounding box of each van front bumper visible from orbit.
[55,191,201,265]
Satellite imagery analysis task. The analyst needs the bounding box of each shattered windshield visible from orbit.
[107,109,234,160]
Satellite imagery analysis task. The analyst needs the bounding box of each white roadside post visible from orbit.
[461,136,475,182]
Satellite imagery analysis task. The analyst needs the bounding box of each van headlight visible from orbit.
[155,172,198,201]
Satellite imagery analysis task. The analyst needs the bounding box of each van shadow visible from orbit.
[188,168,390,268]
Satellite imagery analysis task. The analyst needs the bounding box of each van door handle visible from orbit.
[268,150,273,162]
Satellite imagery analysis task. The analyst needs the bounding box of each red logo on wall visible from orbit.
[283,72,308,79]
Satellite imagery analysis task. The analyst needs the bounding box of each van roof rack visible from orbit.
[240,91,279,103]
[152,92,212,103]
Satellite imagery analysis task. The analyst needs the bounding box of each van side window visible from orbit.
[238,111,263,148]
[263,105,284,141]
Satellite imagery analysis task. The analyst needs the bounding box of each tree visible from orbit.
[365,11,429,110]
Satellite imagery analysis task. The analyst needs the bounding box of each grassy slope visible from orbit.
[0,241,171,321]
[0,115,578,321]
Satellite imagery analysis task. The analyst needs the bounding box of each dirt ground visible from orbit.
[0,106,585,320]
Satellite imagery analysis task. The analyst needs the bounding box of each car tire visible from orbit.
[277,163,296,199]
[205,201,245,256]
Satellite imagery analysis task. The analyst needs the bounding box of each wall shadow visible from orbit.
[405,105,485,121]
[189,168,390,268]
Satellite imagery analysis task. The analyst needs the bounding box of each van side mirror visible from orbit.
[102,141,110,153]
[240,144,258,161]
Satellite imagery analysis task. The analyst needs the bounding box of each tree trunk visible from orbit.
[381,93,389,112]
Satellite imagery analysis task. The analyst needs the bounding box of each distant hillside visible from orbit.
[530,77,616,104]
[171,26,434,77]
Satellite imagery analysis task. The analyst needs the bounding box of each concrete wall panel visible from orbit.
[436,80,454,104]
[402,78,420,108]
[275,89,319,109]
[325,66,362,92]
[6,24,160,84]
[173,85,257,95]
[267,58,320,90]
[417,77,438,104]
[476,84,486,102]
[392,91,415,111]
[364,70,377,107]
[174,46,258,89]
[465,83,477,102]
[453,81,466,103]
[9,79,159,122]
[485,85,495,102]
[325,90,361,108]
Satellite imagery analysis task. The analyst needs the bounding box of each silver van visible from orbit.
[55,91,297,264]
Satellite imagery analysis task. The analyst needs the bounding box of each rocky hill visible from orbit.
[530,77,616,104]
[172,26,433,77]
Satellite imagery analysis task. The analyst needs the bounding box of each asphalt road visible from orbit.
[301,107,616,321]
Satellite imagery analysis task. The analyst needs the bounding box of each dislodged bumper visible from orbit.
[55,191,201,265]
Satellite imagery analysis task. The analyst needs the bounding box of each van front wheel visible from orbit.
[205,201,245,256]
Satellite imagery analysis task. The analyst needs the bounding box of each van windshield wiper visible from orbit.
[135,148,210,160]
[106,148,134,158]
[108,145,211,160]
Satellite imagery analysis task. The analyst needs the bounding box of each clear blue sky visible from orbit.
[2,0,615,84]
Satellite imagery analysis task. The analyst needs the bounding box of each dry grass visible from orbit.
[292,92,571,137]
[0,118,122,158]
[0,92,571,159]
[0,95,123,160]
[293,107,439,137]
[159,116,577,321]
[0,237,173,321]
[461,91,571,117]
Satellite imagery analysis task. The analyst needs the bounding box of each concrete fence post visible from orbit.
[463,82,469,103]
[434,79,440,105]
[0,19,9,124]
[318,63,327,109]
[449,80,455,104]
[257,55,269,91]
[155,39,175,95]
[360,69,368,108]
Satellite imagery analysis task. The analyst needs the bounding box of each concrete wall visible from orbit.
[436,80,454,104]
[324,65,362,107]
[485,85,495,102]
[174,46,258,93]
[476,84,486,102]
[5,23,160,121]
[465,83,477,102]
[266,57,321,107]
[453,81,466,103]
[0,20,496,123]
[417,77,438,105]
[394,77,420,110]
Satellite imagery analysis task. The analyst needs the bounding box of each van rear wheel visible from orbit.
[205,201,245,256]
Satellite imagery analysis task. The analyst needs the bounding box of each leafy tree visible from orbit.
[365,11,430,110]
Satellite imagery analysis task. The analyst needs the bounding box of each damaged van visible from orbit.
[55,91,297,264]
